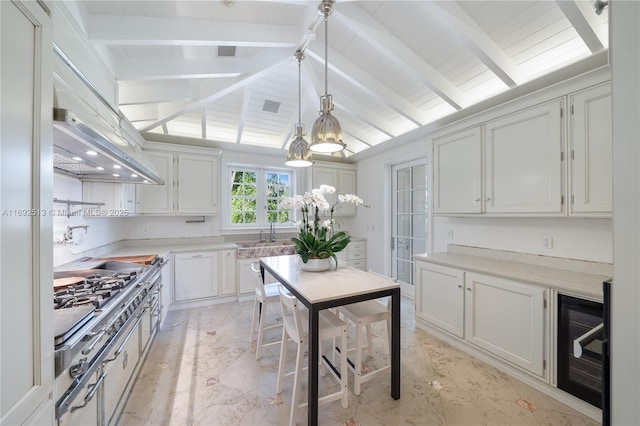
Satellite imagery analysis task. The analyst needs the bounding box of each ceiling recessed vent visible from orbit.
[262,100,281,114]
[217,46,236,57]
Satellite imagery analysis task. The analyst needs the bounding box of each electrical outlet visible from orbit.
[542,236,553,249]
[142,226,149,234]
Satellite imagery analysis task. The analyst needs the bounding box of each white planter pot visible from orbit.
[299,257,333,272]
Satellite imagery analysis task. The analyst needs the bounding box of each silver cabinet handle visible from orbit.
[191,254,203,258]
[457,284,463,289]
[70,371,106,412]
[485,197,491,201]
[475,198,480,202]
[467,288,472,292]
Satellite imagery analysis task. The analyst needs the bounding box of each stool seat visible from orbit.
[337,270,394,395]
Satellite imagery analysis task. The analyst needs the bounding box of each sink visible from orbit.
[236,239,297,258]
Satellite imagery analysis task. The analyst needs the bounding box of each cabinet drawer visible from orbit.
[348,259,366,269]
[348,250,366,260]
[349,242,366,251]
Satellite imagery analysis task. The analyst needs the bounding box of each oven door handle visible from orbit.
[103,308,147,364]
[70,370,106,413]
[573,322,604,358]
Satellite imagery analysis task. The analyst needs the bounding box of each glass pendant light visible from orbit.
[285,50,313,167]
[309,0,346,154]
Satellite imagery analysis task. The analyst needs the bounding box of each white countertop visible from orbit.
[414,251,610,299]
[261,254,398,304]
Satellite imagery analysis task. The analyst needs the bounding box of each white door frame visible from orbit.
[389,157,427,298]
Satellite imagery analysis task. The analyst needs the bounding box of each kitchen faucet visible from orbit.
[63,225,89,243]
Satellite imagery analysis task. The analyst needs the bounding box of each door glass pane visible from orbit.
[397,259,411,284]
[397,190,410,213]
[397,168,410,191]
[413,165,427,189]
[396,237,411,261]
[397,215,410,238]
[412,215,426,239]
[412,238,426,257]
[412,189,426,213]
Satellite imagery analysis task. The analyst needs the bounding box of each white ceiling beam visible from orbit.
[334,3,467,110]
[139,54,292,133]
[113,48,292,81]
[306,46,424,126]
[555,0,606,53]
[119,104,159,122]
[236,86,251,144]
[118,80,206,105]
[420,1,523,88]
[87,15,298,48]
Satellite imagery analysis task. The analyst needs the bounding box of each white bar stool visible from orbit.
[337,270,394,395]
[276,286,349,426]
[249,263,282,360]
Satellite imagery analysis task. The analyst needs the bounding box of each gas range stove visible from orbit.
[53,255,166,421]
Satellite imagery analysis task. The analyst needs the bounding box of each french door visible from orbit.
[391,160,427,297]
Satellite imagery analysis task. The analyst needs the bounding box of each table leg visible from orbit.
[308,305,319,426]
[391,288,401,399]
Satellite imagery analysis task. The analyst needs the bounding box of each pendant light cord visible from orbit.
[298,55,302,123]
[324,13,328,96]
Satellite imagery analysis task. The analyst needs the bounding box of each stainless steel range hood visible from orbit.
[52,44,163,185]
[53,108,163,184]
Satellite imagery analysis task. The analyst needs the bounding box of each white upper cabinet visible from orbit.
[433,127,482,214]
[484,100,564,214]
[569,83,612,216]
[177,153,218,215]
[1,1,54,424]
[309,162,358,216]
[137,144,220,216]
[136,151,175,215]
[433,99,565,216]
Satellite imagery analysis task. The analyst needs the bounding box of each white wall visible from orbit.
[53,173,127,265]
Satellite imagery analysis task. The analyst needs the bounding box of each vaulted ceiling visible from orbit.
[68,0,609,160]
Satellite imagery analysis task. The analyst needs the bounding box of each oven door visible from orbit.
[557,294,604,408]
[57,369,104,426]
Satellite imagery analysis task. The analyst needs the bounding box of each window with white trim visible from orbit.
[228,166,293,228]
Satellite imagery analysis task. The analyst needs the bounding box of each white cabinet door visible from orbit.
[137,151,174,214]
[484,100,564,214]
[218,249,237,295]
[173,252,218,302]
[415,262,465,338]
[1,1,54,424]
[337,169,356,215]
[177,153,218,215]
[570,83,612,215]
[310,163,358,216]
[464,272,546,377]
[83,182,119,210]
[433,127,483,214]
[237,257,277,295]
[237,258,257,295]
[311,166,338,205]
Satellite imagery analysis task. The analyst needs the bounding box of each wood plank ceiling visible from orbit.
[72,0,609,159]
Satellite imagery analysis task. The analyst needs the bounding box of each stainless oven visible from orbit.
[54,255,166,425]
[557,280,610,424]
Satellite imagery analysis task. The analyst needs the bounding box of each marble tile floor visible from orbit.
[120,296,599,426]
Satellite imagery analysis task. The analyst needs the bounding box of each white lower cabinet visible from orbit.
[415,261,547,377]
[218,249,237,296]
[173,251,218,302]
[237,257,277,295]
[415,263,464,338]
[464,272,546,377]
